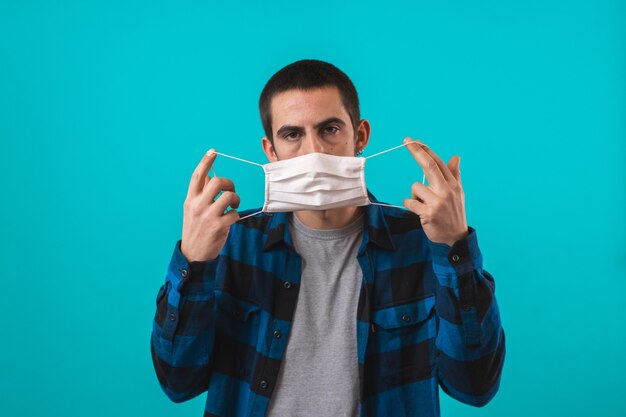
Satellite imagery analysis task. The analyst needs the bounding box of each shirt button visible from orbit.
[259,380,268,389]
[283,281,291,289]
[273,330,282,339]
[169,313,176,321]
[181,269,188,277]
[462,304,472,311]
[401,314,411,322]
[451,254,460,262]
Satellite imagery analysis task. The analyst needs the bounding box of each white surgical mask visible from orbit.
[211,142,425,221]
[263,152,369,211]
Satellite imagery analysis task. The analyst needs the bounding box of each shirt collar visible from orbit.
[262,190,396,252]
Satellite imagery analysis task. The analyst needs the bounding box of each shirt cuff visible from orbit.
[167,239,219,294]
[428,227,485,348]
[427,226,484,280]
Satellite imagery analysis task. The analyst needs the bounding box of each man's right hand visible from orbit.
[180,149,241,262]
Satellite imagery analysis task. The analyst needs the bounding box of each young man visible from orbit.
[151,60,505,417]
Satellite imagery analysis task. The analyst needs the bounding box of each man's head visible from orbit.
[259,59,370,161]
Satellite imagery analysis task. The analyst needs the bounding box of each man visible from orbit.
[151,59,505,417]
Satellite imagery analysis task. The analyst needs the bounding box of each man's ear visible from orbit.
[355,119,371,154]
[262,136,279,162]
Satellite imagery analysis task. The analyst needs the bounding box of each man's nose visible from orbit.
[303,134,325,154]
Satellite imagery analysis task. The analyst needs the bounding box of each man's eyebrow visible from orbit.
[276,124,304,137]
[314,117,346,129]
[276,117,347,137]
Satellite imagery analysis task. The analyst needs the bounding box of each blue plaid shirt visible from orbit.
[151,192,505,416]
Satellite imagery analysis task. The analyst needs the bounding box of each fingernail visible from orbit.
[207,149,216,156]
[403,137,411,144]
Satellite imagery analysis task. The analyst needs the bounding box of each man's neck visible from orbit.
[293,206,365,230]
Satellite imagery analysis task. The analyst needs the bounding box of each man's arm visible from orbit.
[151,149,240,402]
[151,239,218,403]
[428,226,506,406]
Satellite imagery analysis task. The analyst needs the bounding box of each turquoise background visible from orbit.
[1,0,625,416]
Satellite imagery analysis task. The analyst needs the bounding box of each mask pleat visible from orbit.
[265,153,363,177]
[268,176,362,192]
[266,194,370,212]
[266,188,367,208]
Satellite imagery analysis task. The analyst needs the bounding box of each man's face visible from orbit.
[262,86,370,162]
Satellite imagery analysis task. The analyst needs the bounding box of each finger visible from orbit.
[403,138,446,189]
[211,191,241,215]
[447,156,461,183]
[187,149,217,198]
[404,138,454,188]
[403,198,426,216]
[202,177,235,203]
[411,180,437,204]
[406,137,458,185]
[221,208,241,226]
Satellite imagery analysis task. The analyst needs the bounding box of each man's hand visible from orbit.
[180,149,241,262]
[402,137,469,247]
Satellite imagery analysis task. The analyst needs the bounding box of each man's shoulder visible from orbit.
[233,208,272,232]
[225,208,273,239]
[375,204,423,236]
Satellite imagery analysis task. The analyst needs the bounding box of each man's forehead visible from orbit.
[270,86,350,127]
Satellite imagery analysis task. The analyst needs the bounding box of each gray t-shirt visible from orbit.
[266,212,364,417]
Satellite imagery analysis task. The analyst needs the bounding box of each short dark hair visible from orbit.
[259,59,360,144]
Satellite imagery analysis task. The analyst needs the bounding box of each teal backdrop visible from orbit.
[1,1,625,416]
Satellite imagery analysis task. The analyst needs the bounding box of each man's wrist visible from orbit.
[443,228,470,247]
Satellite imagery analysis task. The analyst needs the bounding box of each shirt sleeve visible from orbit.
[150,239,219,403]
[427,226,506,407]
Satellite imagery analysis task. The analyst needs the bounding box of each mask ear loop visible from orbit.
[238,210,265,221]
[210,151,266,221]
[363,142,427,210]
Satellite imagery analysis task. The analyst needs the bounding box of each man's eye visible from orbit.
[284,132,300,140]
[323,126,339,135]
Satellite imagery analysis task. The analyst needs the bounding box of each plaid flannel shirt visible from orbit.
[151,191,505,416]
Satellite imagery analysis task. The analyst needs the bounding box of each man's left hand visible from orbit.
[402,137,469,247]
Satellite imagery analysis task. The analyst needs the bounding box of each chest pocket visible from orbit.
[214,290,262,349]
[367,295,437,394]
[214,290,261,322]
[371,295,435,336]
